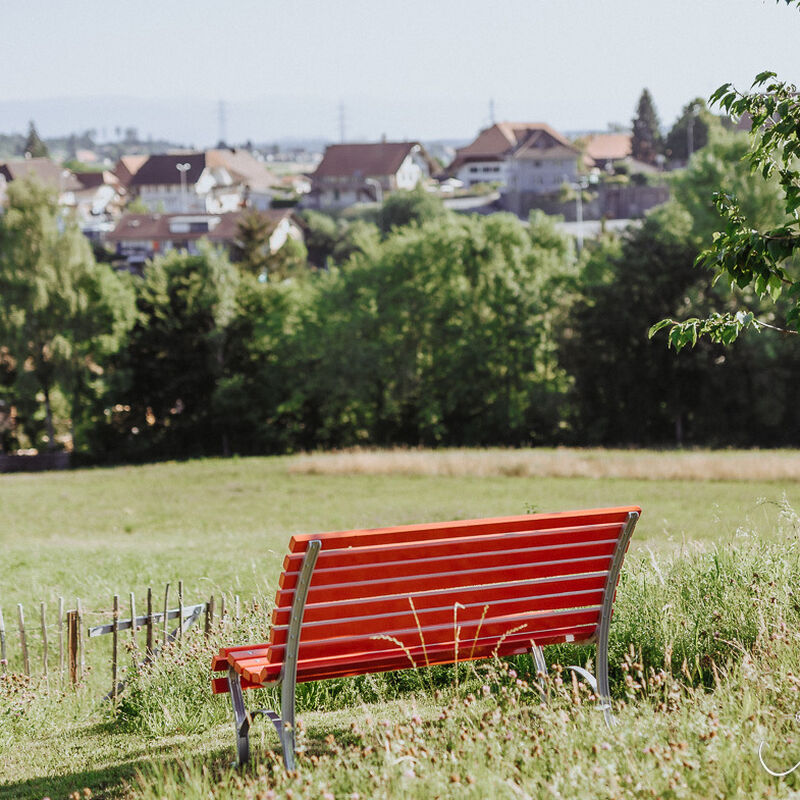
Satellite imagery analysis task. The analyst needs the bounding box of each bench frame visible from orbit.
[222,511,639,769]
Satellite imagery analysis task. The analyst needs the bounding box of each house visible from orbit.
[306,141,435,209]
[0,157,82,207]
[72,170,124,220]
[580,132,633,172]
[206,148,280,210]
[127,150,279,214]
[449,122,581,195]
[106,208,303,270]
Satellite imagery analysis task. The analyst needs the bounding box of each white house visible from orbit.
[449,122,581,195]
[128,150,279,214]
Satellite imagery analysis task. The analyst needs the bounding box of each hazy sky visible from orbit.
[1,0,799,144]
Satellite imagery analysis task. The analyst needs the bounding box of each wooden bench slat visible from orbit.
[274,554,614,607]
[278,538,618,590]
[281,522,624,573]
[271,572,609,626]
[267,606,602,664]
[269,587,605,647]
[288,623,597,681]
[288,507,640,553]
[215,621,599,693]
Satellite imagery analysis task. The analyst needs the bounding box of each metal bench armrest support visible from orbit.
[228,539,321,769]
[595,511,639,725]
[279,539,322,769]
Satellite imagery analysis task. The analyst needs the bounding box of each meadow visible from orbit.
[2,448,800,799]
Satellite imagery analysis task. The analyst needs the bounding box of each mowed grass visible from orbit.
[2,449,799,614]
[2,449,800,799]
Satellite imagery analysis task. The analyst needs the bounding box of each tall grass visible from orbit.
[289,447,800,482]
[5,500,800,798]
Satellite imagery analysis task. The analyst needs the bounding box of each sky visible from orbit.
[1,0,799,146]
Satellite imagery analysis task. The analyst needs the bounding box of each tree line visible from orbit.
[1,126,799,462]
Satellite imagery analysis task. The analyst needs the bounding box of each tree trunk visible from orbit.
[43,383,56,452]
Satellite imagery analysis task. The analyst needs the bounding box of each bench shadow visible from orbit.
[0,743,237,800]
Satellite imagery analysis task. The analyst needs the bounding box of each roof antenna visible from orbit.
[338,101,346,143]
[489,97,496,125]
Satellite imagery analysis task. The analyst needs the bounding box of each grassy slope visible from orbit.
[2,451,800,799]
[2,453,798,613]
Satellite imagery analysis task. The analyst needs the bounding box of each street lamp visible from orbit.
[364,177,383,205]
[176,162,191,212]
[566,173,597,253]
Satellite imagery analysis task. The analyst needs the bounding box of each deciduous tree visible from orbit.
[652,0,800,349]
[0,178,135,451]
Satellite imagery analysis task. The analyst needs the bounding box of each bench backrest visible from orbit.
[259,506,640,685]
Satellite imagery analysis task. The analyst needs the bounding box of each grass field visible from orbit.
[2,449,800,799]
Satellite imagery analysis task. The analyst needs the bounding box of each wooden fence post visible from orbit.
[67,610,78,686]
[146,587,153,656]
[111,595,119,703]
[58,597,64,685]
[204,594,214,638]
[76,598,84,680]
[17,604,29,676]
[40,602,48,678]
[178,580,184,643]
[163,584,170,648]
[129,592,137,663]
[0,606,6,674]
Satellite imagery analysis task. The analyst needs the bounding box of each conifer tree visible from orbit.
[631,89,662,165]
[23,120,49,158]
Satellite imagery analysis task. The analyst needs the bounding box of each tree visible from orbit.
[376,185,447,235]
[23,121,49,158]
[0,178,135,451]
[652,0,800,349]
[631,89,662,165]
[664,98,718,164]
[230,210,273,277]
[108,243,240,459]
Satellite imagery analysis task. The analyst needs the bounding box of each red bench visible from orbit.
[211,505,641,768]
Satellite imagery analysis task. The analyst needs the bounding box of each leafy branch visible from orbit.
[652,25,800,349]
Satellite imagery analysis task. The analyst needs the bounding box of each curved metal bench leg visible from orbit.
[565,664,614,728]
[531,644,548,696]
[228,667,253,766]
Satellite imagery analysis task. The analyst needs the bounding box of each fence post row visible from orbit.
[1,586,214,695]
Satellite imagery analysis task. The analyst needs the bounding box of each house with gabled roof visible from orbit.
[449,122,581,195]
[0,157,82,208]
[579,132,633,172]
[307,141,436,209]
[106,208,303,271]
[127,150,279,214]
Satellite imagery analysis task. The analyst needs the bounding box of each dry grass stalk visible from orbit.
[288,447,800,482]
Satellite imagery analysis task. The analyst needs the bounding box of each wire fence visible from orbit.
[0,584,260,699]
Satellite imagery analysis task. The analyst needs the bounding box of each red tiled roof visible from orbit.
[206,148,279,191]
[107,209,294,243]
[0,158,82,191]
[449,122,579,172]
[313,142,421,179]
[582,133,632,162]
